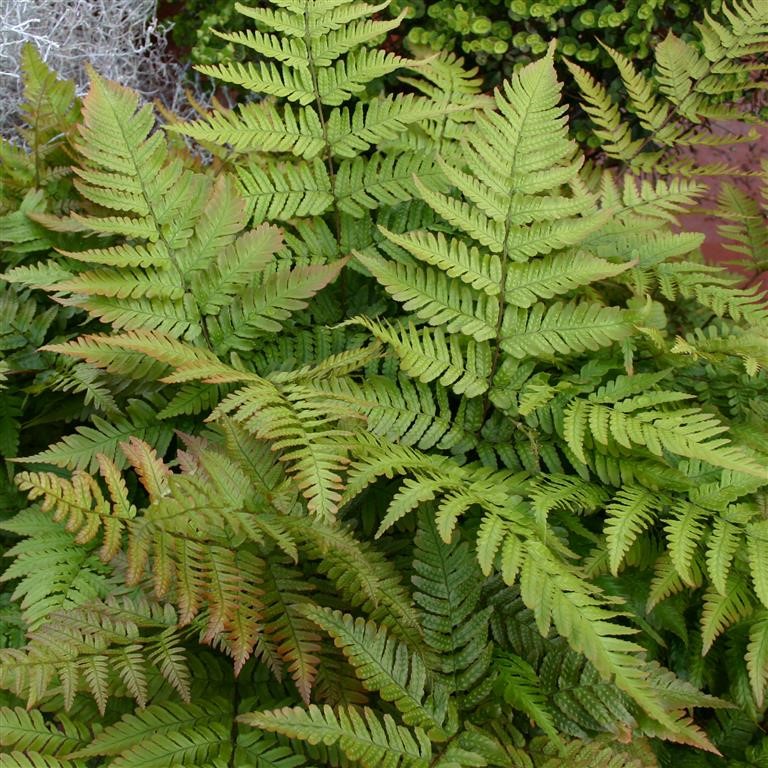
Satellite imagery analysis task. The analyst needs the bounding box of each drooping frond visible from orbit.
[0,597,191,711]
[562,380,764,477]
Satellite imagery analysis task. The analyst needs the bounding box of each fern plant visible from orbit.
[2,1,768,766]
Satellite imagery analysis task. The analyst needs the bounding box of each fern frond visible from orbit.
[503,250,632,308]
[192,221,284,313]
[259,557,320,703]
[519,544,713,749]
[412,513,493,702]
[564,60,642,160]
[72,699,227,758]
[355,251,498,342]
[665,502,709,586]
[335,155,448,217]
[290,518,422,645]
[494,652,561,746]
[303,607,449,737]
[0,752,79,768]
[705,517,742,595]
[501,302,633,359]
[747,520,768,607]
[747,609,768,707]
[604,487,659,576]
[211,379,352,519]
[0,509,114,630]
[236,159,332,222]
[715,184,768,273]
[19,399,172,471]
[378,228,502,296]
[240,705,432,768]
[701,574,753,654]
[174,102,325,158]
[563,393,764,477]
[0,708,84,756]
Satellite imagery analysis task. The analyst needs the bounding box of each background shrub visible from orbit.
[162,0,722,82]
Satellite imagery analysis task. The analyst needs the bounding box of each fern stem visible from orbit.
[484,119,526,416]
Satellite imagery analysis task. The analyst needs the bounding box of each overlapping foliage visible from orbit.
[1,1,767,766]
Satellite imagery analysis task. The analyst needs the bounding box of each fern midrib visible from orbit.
[486,78,540,414]
[304,3,341,243]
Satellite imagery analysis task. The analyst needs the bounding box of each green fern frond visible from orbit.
[0,752,80,768]
[352,317,491,397]
[412,513,492,703]
[500,302,632,359]
[563,60,642,160]
[236,159,332,222]
[0,707,85,756]
[303,607,450,737]
[518,543,716,751]
[0,509,114,630]
[355,251,498,342]
[211,378,353,519]
[494,652,561,746]
[503,251,632,309]
[701,574,753,654]
[240,704,432,768]
[665,502,709,586]
[72,699,228,759]
[747,520,768,607]
[176,101,325,158]
[747,609,768,707]
[335,155,448,217]
[705,517,743,595]
[290,518,422,645]
[19,398,172,471]
[604,487,659,576]
[530,734,658,768]
[563,392,764,477]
